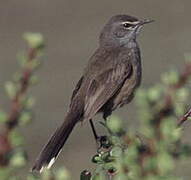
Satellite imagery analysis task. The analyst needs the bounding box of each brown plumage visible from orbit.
[32,14,153,172]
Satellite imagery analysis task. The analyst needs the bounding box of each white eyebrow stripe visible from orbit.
[122,21,139,25]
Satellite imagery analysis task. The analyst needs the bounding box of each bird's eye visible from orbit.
[123,23,132,28]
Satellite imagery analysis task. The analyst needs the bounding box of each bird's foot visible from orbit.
[96,135,112,151]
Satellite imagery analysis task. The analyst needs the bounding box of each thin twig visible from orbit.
[6,48,37,129]
[178,108,191,126]
[0,46,41,166]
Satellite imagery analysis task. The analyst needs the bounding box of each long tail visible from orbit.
[32,110,80,172]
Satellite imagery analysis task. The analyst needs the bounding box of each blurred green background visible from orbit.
[0,0,191,179]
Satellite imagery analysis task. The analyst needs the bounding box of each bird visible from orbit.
[32,14,153,172]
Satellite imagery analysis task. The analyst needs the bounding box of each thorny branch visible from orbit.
[6,48,37,129]
[0,46,41,166]
[162,61,191,127]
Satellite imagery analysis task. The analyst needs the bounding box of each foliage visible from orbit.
[0,34,191,180]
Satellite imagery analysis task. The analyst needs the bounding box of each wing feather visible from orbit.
[84,62,132,120]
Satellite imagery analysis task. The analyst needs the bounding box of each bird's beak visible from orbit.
[139,19,154,26]
[134,19,154,35]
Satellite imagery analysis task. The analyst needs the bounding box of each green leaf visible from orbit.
[141,123,155,138]
[0,111,8,123]
[92,154,103,164]
[174,103,185,116]
[147,85,163,102]
[55,167,71,180]
[5,81,17,99]
[19,111,32,125]
[157,152,174,174]
[25,96,36,109]
[23,33,44,49]
[124,145,138,165]
[9,150,27,167]
[106,116,123,134]
[176,88,189,102]
[114,174,127,180]
[161,117,181,141]
[110,146,122,157]
[161,70,179,85]
[110,135,121,145]
[135,89,148,106]
[30,75,39,85]
[143,157,157,172]
[101,151,113,163]
[188,116,191,121]
[27,174,40,180]
[9,129,24,146]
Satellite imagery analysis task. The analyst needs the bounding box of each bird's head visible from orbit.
[99,14,153,48]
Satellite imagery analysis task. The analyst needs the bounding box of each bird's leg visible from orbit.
[89,119,103,150]
[89,119,111,150]
[89,119,99,141]
[89,119,104,148]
